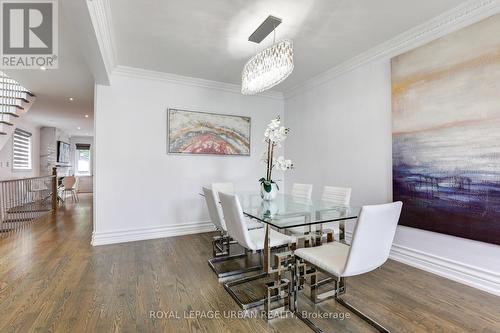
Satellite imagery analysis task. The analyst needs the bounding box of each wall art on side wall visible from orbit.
[391,14,500,245]
[167,108,251,156]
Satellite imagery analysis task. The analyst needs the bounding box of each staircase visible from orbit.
[0,72,36,150]
[0,73,44,236]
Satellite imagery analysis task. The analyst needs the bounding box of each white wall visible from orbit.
[285,58,500,296]
[39,127,72,177]
[93,71,284,245]
[0,118,40,180]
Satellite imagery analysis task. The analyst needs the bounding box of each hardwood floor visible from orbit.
[0,194,499,332]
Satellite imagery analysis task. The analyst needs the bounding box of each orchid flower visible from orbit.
[261,116,294,188]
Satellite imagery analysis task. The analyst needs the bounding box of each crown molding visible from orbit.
[284,0,500,99]
[86,1,283,99]
[87,0,118,76]
[112,65,285,100]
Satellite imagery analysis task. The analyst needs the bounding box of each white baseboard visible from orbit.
[91,221,215,246]
[345,231,500,296]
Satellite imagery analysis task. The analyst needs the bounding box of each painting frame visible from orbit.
[167,107,251,157]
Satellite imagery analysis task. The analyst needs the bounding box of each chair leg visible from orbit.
[293,260,391,333]
[335,284,390,333]
[212,233,225,257]
[208,253,262,279]
[208,230,264,278]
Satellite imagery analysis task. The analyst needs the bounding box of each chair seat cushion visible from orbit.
[248,228,296,250]
[294,242,350,277]
[245,218,263,230]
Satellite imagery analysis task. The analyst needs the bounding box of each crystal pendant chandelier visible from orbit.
[241,16,294,95]
[241,40,294,95]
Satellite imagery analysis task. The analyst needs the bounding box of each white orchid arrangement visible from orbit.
[259,116,294,193]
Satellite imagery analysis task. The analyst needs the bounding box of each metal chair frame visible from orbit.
[292,257,390,333]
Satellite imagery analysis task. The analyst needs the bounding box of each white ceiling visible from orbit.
[2,0,470,134]
[5,4,95,136]
[109,0,468,91]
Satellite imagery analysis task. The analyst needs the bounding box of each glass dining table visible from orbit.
[228,192,360,274]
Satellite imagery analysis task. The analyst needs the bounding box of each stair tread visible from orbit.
[0,96,30,103]
[0,104,24,109]
[0,112,19,117]
[0,88,35,97]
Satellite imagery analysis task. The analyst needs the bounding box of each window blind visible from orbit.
[13,128,32,170]
[75,143,91,150]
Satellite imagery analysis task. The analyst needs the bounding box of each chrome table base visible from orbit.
[222,246,293,311]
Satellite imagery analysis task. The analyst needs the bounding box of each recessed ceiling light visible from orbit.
[40,66,47,71]
[68,97,74,101]
[77,127,81,130]
[84,114,89,118]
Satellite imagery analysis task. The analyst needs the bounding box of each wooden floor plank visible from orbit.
[0,194,498,332]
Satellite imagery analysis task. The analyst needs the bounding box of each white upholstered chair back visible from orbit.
[219,192,255,250]
[342,202,402,277]
[291,183,313,200]
[212,183,234,210]
[321,186,351,206]
[202,186,226,231]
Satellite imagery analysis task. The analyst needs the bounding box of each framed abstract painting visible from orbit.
[391,14,500,245]
[167,108,251,156]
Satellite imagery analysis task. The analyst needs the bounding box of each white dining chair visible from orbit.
[203,186,263,278]
[61,176,79,203]
[320,186,352,240]
[322,186,351,205]
[287,183,314,239]
[219,192,296,310]
[202,186,226,236]
[211,182,262,231]
[291,183,313,200]
[220,192,296,251]
[293,201,403,333]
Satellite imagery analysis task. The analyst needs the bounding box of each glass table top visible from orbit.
[234,192,360,229]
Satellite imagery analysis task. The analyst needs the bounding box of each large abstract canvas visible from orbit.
[392,14,500,245]
[168,108,251,156]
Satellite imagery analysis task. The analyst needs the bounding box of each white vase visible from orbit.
[260,182,278,201]
[261,200,279,218]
